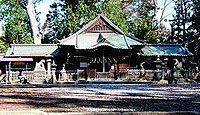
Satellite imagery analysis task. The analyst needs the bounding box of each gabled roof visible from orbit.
[140,44,193,57]
[75,14,125,35]
[90,34,119,49]
[59,14,125,44]
[59,14,144,49]
[5,44,58,57]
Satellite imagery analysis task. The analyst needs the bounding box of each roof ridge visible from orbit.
[77,14,125,35]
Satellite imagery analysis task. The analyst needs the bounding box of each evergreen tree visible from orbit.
[100,0,129,32]
[188,0,200,63]
[0,0,42,48]
[169,0,192,44]
[43,0,98,43]
[128,0,157,43]
[43,0,128,43]
[0,0,32,45]
[43,1,67,43]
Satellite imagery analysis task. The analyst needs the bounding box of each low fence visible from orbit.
[4,68,192,84]
[67,69,156,81]
[8,70,48,84]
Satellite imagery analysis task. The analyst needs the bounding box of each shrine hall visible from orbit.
[2,14,192,83]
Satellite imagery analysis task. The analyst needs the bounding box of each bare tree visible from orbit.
[18,0,42,44]
[26,0,41,44]
[157,0,174,27]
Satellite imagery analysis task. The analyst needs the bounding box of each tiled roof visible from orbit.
[59,33,143,49]
[5,44,58,57]
[140,44,193,57]
[59,14,144,49]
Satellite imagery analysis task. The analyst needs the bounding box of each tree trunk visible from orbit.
[26,0,41,44]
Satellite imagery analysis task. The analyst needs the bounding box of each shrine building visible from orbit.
[1,14,192,83]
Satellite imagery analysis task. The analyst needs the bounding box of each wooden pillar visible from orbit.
[84,68,88,80]
[117,62,120,80]
[114,64,117,80]
[102,50,105,72]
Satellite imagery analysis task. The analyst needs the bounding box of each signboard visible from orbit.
[80,62,87,68]
[13,62,25,65]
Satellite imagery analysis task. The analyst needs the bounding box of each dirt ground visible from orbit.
[0,84,200,114]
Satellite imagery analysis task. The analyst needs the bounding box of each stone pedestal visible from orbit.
[60,65,67,81]
[51,67,57,84]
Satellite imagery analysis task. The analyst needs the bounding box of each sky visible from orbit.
[0,0,55,36]
[0,0,175,36]
[156,0,175,29]
[37,0,55,25]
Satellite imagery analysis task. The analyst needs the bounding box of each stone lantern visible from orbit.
[154,56,162,81]
[162,58,168,79]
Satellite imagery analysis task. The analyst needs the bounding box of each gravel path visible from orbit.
[0,84,200,113]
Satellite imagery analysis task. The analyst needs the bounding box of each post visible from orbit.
[7,61,11,84]
[102,50,105,72]
[117,62,120,80]
[84,67,88,80]
[25,63,28,80]
[114,64,117,80]
[46,59,51,75]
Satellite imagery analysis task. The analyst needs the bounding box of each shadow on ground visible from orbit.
[0,84,200,113]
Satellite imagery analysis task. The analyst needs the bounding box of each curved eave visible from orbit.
[145,43,184,46]
[57,44,75,47]
[86,47,130,50]
[130,44,145,49]
[130,44,145,46]
[4,55,54,58]
[140,54,192,57]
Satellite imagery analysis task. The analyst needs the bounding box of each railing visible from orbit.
[4,68,191,84]
[96,72,112,81]
[5,65,48,83]
[51,69,155,82]
[127,69,154,81]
